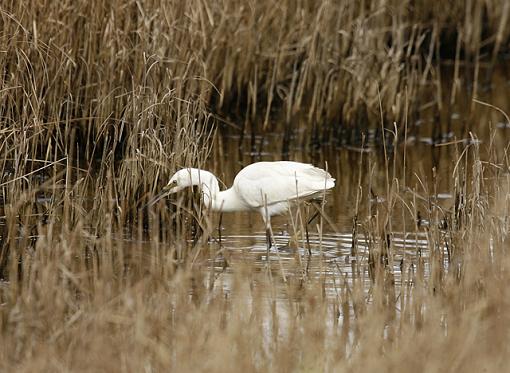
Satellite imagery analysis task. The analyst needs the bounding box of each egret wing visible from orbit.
[232,161,335,208]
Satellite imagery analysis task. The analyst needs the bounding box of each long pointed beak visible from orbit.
[144,184,172,208]
[143,182,182,208]
[144,191,168,207]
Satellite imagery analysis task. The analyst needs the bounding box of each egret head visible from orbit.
[145,168,219,207]
[164,168,218,195]
[164,169,193,194]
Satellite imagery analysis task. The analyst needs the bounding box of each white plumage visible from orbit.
[163,161,335,248]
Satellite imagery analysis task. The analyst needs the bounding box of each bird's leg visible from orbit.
[262,196,273,261]
[307,209,321,226]
[305,204,321,256]
[218,212,223,248]
[216,212,231,271]
[305,252,311,276]
[266,223,276,261]
[305,224,311,256]
[265,227,273,259]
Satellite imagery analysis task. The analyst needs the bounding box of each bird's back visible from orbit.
[232,161,335,211]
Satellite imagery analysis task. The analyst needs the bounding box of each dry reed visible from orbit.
[1,1,510,372]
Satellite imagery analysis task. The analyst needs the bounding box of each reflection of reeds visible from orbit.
[1,1,510,371]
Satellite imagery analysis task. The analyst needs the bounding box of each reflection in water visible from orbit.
[210,229,440,300]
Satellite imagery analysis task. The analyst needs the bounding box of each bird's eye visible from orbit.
[164,180,177,190]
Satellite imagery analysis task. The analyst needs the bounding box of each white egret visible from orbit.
[155,161,335,249]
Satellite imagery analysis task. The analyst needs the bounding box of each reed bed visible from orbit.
[1,120,509,372]
[2,0,510,146]
[1,0,510,372]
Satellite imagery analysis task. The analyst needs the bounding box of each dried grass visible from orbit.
[1,1,510,372]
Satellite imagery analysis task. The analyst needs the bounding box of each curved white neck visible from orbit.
[192,171,247,212]
[194,171,220,208]
[177,168,249,212]
[210,188,248,212]
[185,168,249,212]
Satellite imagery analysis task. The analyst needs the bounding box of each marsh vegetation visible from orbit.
[1,1,510,371]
